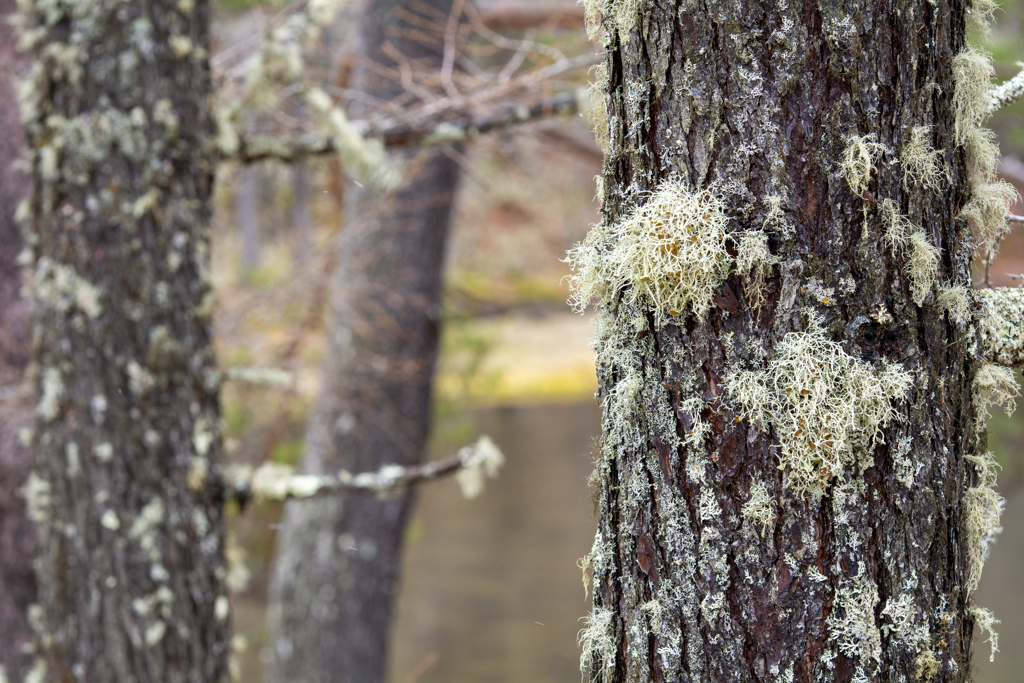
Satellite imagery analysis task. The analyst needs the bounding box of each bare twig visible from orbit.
[230,87,585,162]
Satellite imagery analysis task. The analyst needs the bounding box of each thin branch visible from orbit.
[229,87,584,163]
[1006,213,1024,223]
[976,287,1024,366]
[225,436,504,503]
[988,63,1024,114]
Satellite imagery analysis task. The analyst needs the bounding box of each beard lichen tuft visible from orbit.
[900,126,947,192]
[725,315,911,498]
[953,46,994,147]
[565,182,731,324]
[841,133,886,197]
[578,606,616,679]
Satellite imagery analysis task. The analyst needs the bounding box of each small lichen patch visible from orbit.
[881,593,929,653]
[841,133,886,197]
[906,230,940,306]
[828,569,882,668]
[900,126,946,192]
[566,182,731,323]
[31,257,102,319]
[959,179,1018,251]
[726,317,911,497]
[953,46,994,146]
[972,363,1018,432]
[914,650,941,681]
[736,229,779,310]
[741,480,776,536]
[36,367,64,422]
[976,287,1024,365]
[23,472,51,524]
[100,510,121,531]
[455,436,505,499]
[937,284,972,327]
[964,451,1004,593]
[971,605,1000,662]
[578,606,616,677]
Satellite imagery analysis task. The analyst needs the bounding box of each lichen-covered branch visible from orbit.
[227,436,504,503]
[987,63,1024,114]
[229,87,584,163]
[976,287,1024,366]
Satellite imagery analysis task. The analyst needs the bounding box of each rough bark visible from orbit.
[20,1,230,680]
[582,1,987,682]
[0,2,35,677]
[264,0,463,680]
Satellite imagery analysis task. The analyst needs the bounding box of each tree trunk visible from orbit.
[264,0,463,680]
[0,0,35,677]
[20,1,230,680]
[577,1,997,681]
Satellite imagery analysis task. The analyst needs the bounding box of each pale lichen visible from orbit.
[900,126,947,192]
[566,182,731,324]
[964,451,1004,593]
[914,650,941,681]
[976,287,1024,365]
[741,480,776,536]
[735,228,779,310]
[953,46,994,147]
[971,605,1000,662]
[454,436,505,499]
[937,283,972,327]
[827,568,882,671]
[972,363,1018,432]
[841,133,886,197]
[726,316,911,497]
[578,606,616,678]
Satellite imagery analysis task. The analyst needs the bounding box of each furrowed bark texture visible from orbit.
[21,1,230,680]
[265,0,462,680]
[0,0,35,676]
[585,2,983,682]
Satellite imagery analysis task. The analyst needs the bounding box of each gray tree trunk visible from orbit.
[581,1,990,681]
[265,0,463,680]
[20,1,230,679]
[0,0,35,678]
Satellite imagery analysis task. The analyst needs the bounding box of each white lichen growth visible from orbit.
[23,472,51,524]
[971,605,1000,662]
[937,284,972,327]
[31,258,102,319]
[976,287,1024,365]
[914,650,941,681]
[566,182,731,324]
[578,606,616,677]
[879,200,940,306]
[581,64,609,154]
[726,317,911,497]
[906,230,940,306]
[900,126,946,192]
[36,367,63,422]
[881,593,929,654]
[736,229,779,310]
[455,436,505,499]
[841,134,886,197]
[960,178,1019,251]
[741,480,776,536]
[963,451,1004,593]
[953,46,994,147]
[972,363,1018,432]
[827,569,882,669]
[967,0,1000,41]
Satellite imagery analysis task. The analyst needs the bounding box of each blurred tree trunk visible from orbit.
[0,0,35,679]
[582,1,991,682]
[264,0,463,681]
[20,0,230,679]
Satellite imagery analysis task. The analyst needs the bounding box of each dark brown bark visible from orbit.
[20,0,230,679]
[0,0,36,678]
[264,0,463,681]
[584,1,986,682]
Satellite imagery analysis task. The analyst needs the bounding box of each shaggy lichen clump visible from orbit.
[578,606,616,675]
[740,480,776,536]
[972,362,1018,432]
[841,133,886,197]
[964,451,1005,594]
[726,317,911,497]
[879,200,940,306]
[900,126,947,192]
[827,568,882,671]
[566,182,731,323]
